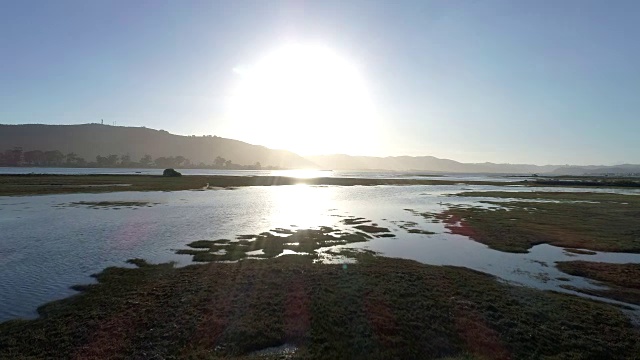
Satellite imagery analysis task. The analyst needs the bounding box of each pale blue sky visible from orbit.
[1,0,639,165]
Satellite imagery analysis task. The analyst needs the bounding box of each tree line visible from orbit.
[0,147,276,170]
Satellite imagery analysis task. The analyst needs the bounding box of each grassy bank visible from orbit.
[1,254,639,359]
[3,174,640,197]
[437,191,640,253]
[557,261,640,305]
[0,174,517,196]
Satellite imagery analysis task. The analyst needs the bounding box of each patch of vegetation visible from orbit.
[272,228,295,234]
[341,217,371,225]
[0,174,540,196]
[324,247,379,260]
[63,201,158,209]
[126,258,152,267]
[179,228,372,262]
[407,229,436,235]
[353,224,392,234]
[187,239,231,248]
[532,178,640,188]
[557,261,640,305]
[437,192,640,253]
[392,220,436,235]
[1,256,638,358]
[455,191,640,202]
[375,233,397,238]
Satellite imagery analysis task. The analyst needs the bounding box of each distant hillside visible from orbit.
[550,164,640,176]
[0,124,317,169]
[3,124,636,174]
[306,155,562,174]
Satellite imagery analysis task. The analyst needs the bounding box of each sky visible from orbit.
[1,0,639,165]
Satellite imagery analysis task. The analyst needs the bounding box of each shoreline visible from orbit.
[2,174,640,197]
[0,174,521,196]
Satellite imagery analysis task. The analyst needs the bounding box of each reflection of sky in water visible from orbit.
[1,183,640,321]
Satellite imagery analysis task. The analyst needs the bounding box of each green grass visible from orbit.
[1,255,638,359]
[438,191,640,253]
[557,261,640,305]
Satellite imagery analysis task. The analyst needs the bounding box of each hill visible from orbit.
[2,123,636,174]
[0,124,317,168]
[305,154,561,174]
[550,164,640,176]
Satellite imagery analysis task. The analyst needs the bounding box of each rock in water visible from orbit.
[163,168,182,177]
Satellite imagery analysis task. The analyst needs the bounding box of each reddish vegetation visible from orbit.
[72,310,138,358]
[365,297,399,348]
[454,301,510,360]
[438,211,479,239]
[284,278,311,342]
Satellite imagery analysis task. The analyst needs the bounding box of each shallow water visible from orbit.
[1,184,640,321]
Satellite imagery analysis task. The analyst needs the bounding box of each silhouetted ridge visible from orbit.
[0,124,317,169]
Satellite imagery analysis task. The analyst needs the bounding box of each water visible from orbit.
[1,183,640,321]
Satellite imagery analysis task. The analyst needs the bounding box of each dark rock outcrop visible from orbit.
[163,168,182,177]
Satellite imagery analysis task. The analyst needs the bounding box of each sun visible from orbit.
[225,43,378,155]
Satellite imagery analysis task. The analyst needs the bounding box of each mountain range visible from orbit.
[1,123,638,175]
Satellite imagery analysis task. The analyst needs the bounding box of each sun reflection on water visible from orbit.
[272,169,333,179]
[268,184,335,229]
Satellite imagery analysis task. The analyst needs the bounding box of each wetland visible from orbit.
[1,173,640,358]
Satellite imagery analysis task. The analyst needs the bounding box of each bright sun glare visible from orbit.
[226,43,378,155]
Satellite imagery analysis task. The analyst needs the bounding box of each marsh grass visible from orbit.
[438,191,640,253]
[178,227,374,262]
[353,224,392,234]
[0,174,532,196]
[557,261,640,305]
[391,220,436,235]
[341,217,371,225]
[62,201,158,209]
[1,255,638,358]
